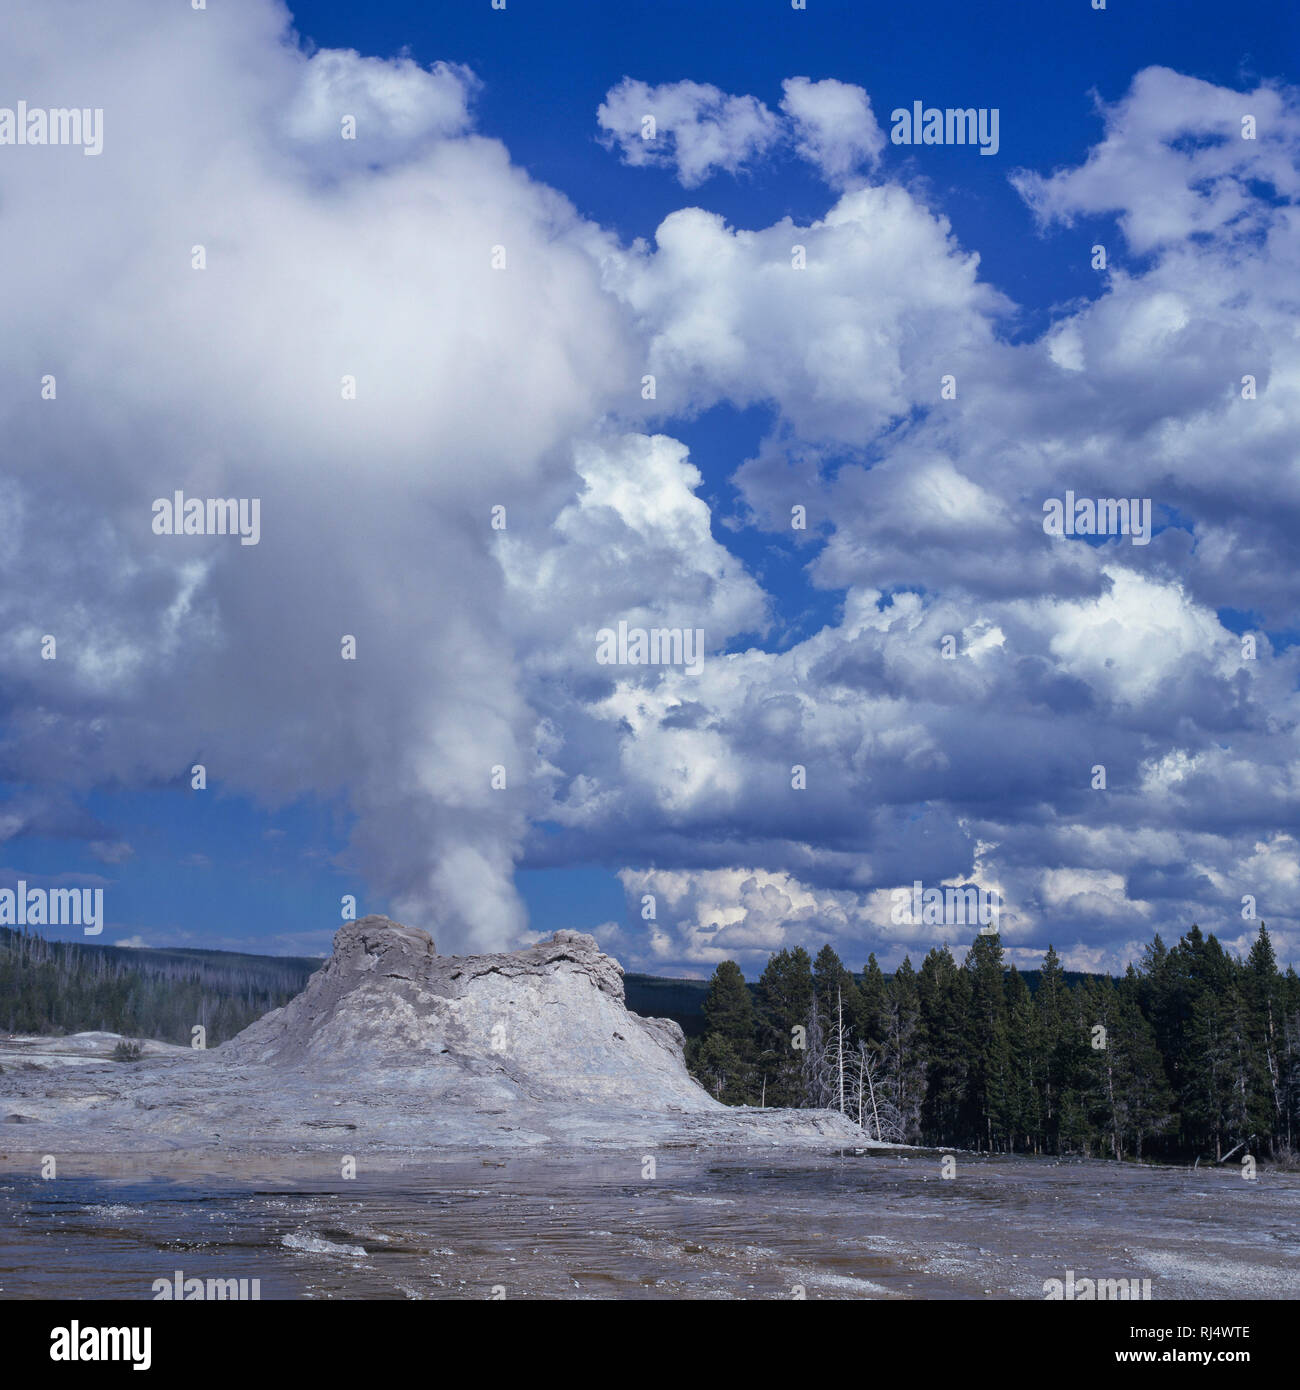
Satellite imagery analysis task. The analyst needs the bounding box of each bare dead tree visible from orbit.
[836,987,846,1114]
[850,1039,907,1143]
[800,996,836,1109]
[802,989,856,1120]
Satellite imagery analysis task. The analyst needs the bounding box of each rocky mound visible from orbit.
[221,916,717,1112]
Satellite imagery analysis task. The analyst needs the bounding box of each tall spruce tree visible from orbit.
[1035,945,1069,1152]
[1110,966,1174,1159]
[1004,965,1046,1152]
[885,955,926,1142]
[813,944,860,1034]
[755,946,814,1107]
[702,959,756,1042]
[963,933,1013,1151]
[918,945,971,1145]
[1178,928,1235,1157]
[857,953,889,1047]
[1244,924,1284,1150]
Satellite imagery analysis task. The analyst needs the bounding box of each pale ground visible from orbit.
[0,1030,869,1180]
[3,1034,1297,1300]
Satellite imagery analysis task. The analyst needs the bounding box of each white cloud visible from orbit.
[500,433,768,679]
[607,186,1007,440]
[2,17,1297,978]
[780,77,884,185]
[89,840,135,865]
[597,75,884,189]
[1011,66,1300,253]
[283,50,479,162]
[597,77,782,187]
[1040,569,1231,706]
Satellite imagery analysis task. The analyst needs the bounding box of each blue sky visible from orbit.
[2,0,1297,975]
[285,0,1290,315]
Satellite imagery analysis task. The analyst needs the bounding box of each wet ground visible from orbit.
[2,1149,1297,1300]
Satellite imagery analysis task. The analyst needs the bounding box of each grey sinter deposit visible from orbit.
[0,916,863,1165]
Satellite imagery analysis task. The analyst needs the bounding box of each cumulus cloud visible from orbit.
[779,76,884,185]
[1011,66,1300,253]
[597,74,883,188]
[606,186,1008,440]
[500,433,768,684]
[552,66,1299,972]
[597,77,782,186]
[283,49,479,163]
[1,13,1296,978]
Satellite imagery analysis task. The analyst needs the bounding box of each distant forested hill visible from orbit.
[0,928,320,1046]
[623,974,712,1036]
[622,967,1097,1039]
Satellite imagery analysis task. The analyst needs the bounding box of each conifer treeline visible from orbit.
[0,927,316,1045]
[687,924,1300,1162]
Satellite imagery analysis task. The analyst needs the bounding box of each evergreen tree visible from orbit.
[1243,924,1284,1150]
[917,945,971,1145]
[1035,945,1070,1152]
[1178,928,1235,1157]
[701,960,756,1044]
[691,1032,751,1105]
[1004,966,1045,1152]
[1110,966,1174,1159]
[884,956,926,1142]
[1054,972,1099,1155]
[689,959,758,1104]
[1280,966,1300,1153]
[812,944,860,1042]
[962,932,1012,1151]
[857,953,889,1047]
[755,946,814,1107]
